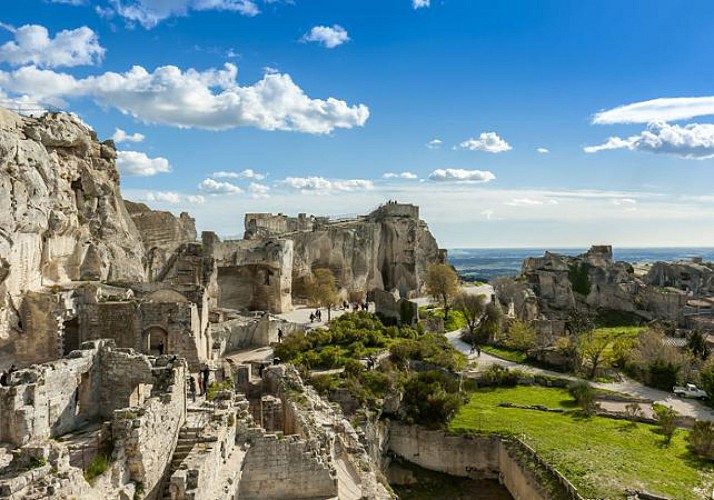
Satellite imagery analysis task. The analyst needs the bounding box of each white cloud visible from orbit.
[594,96,714,125]
[584,122,714,159]
[426,138,442,149]
[212,169,266,180]
[302,25,350,49]
[145,191,181,204]
[428,168,496,183]
[0,24,104,68]
[412,0,430,8]
[198,178,243,194]
[47,0,87,5]
[108,0,260,29]
[248,182,270,198]
[505,198,543,207]
[0,64,369,134]
[383,171,418,179]
[187,194,205,204]
[117,150,171,176]
[459,132,512,153]
[537,147,549,154]
[283,176,374,192]
[613,198,637,212]
[112,128,145,143]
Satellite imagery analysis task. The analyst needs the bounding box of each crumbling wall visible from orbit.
[111,359,187,499]
[125,201,197,280]
[237,434,337,499]
[0,341,104,445]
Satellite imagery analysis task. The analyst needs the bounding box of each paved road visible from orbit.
[445,329,714,421]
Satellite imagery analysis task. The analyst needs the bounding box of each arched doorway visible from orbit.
[142,326,169,356]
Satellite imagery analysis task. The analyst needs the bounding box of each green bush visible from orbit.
[84,454,109,485]
[479,365,519,387]
[653,404,677,444]
[688,421,714,459]
[400,371,466,428]
[568,380,596,416]
[206,380,233,401]
[648,359,681,391]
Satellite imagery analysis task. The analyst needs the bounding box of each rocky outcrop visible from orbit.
[245,203,443,301]
[645,260,714,295]
[0,108,146,349]
[520,245,638,317]
[125,201,197,280]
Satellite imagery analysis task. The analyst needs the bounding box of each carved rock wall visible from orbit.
[0,109,146,348]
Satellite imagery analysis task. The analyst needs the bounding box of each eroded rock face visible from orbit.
[246,203,443,300]
[519,245,639,319]
[125,201,197,280]
[0,108,146,345]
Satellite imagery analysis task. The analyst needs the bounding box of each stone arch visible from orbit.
[146,289,189,303]
[142,325,169,355]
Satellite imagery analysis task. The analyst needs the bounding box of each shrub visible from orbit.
[84,454,109,484]
[688,421,714,459]
[648,359,681,391]
[344,358,366,376]
[504,319,536,351]
[206,380,233,401]
[653,404,677,444]
[480,365,519,387]
[568,380,596,416]
[400,371,465,428]
[310,374,340,395]
[568,262,592,296]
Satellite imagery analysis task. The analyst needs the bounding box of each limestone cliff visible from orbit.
[0,108,146,340]
[125,201,197,280]
[245,203,443,300]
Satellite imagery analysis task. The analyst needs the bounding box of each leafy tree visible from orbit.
[425,263,459,320]
[453,292,486,339]
[688,330,709,361]
[699,362,714,401]
[307,268,340,320]
[504,319,536,351]
[479,301,504,343]
[654,404,677,444]
[578,333,611,379]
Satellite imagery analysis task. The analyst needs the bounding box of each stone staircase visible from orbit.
[159,409,212,500]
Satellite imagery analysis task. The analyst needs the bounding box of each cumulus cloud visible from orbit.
[537,147,549,154]
[117,150,171,176]
[383,171,418,179]
[0,24,104,68]
[426,138,442,149]
[412,0,430,8]
[0,64,369,134]
[212,169,266,180]
[248,182,270,198]
[198,178,243,194]
[187,194,205,204]
[459,132,512,153]
[107,0,260,29]
[145,191,181,204]
[112,128,145,143]
[428,168,496,183]
[283,176,374,192]
[584,122,714,159]
[594,96,714,125]
[302,25,350,49]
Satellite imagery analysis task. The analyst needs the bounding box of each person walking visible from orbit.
[188,376,197,403]
[201,366,210,395]
[277,328,284,343]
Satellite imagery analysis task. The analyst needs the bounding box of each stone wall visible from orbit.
[111,359,187,499]
[387,424,565,500]
[237,434,338,499]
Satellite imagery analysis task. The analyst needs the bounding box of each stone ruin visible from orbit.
[0,107,436,498]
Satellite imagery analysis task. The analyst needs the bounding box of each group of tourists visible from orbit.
[309,309,323,322]
[0,364,17,386]
[187,365,211,403]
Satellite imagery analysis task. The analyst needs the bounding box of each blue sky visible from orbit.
[2,0,714,248]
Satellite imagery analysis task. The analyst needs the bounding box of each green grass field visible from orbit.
[480,345,528,363]
[449,386,714,499]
